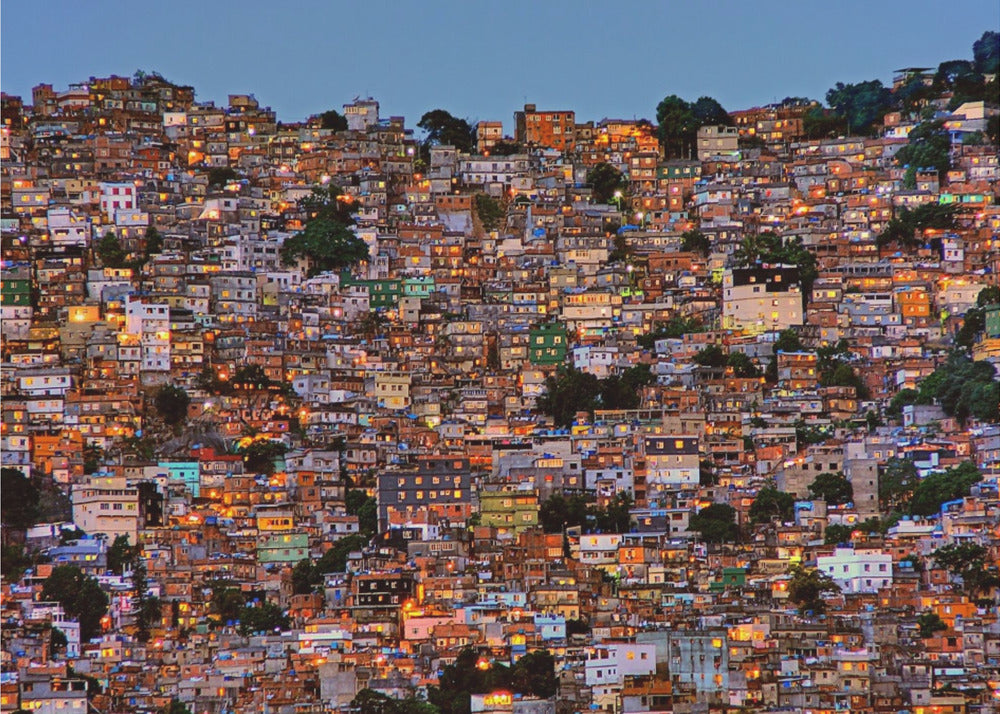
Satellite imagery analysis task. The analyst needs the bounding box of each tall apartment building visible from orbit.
[514,104,576,152]
[722,265,802,334]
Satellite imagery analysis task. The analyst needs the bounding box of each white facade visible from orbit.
[816,547,893,594]
[125,296,171,372]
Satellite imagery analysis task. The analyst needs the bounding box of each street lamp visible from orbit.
[613,190,624,214]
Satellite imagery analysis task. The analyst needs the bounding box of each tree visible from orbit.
[825,80,893,134]
[207,167,237,187]
[922,353,999,426]
[877,202,957,249]
[166,701,193,714]
[973,30,1000,74]
[539,493,591,533]
[430,647,512,714]
[316,534,368,573]
[537,367,601,428]
[352,690,438,714]
[749,487,795,524]
[910,462,982,517]
[808,472,853,506]
[802,106,848,139]
[141,224,162,254]
[655,95,698,158]
[587,163,626,204]
[727,351,761,378]
[418,109,475,154]
[1,467,40,530]
[637,315,705,349]
[821,362,870,399]
[154,385,190,427]
[879,457,918,511]
[318,109,348,132]
[787,565,840,615]
[895,120,951,188]
[823,524,854,546]
[83,442,102,475]
[680,229,711,257]
[132,557,159,642]
[592,492,634,534]
[209,581,245,624]
[509,650,558,698]
[291,558,321,595]
[931,542,1000,598]
[733,231,817,306]
[41,565,109,641]
[688,504,738,543]
[346,489,378,536]
[107,534,137,575]
[693,344,727,368]
[237,601,289,636]
[280,218,369,277]
[766,328,805,382]
[917,611,948,638]
[599,364,654,411]
[691,96,730,127]
[238,440,288,475]
[473,193,505,233]
[96,231,127,268]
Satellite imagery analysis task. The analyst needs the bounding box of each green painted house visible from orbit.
[529,323,567,365]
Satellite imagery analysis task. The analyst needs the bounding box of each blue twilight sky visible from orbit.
[2,1,997,130]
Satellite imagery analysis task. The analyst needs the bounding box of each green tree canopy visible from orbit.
[96,231,127,269]
[539,493,591,533]
[910,462,982,517]
[238,440,288,476]
[879,457,919,512]
[680,229,711,257]
[281,185,367,276]
[823,524,855,546]
[280,218,368,277]
[153,385,190,427]
[474,193,505,233]
[637,316,705,349]
[749,487,796,524]
[429,647,558,714]
[207,167,238,187]
[237,600,289,636]
[41,565,109,641]
[316,534,368,573]
[656,95,699,158]
[787,565,840,615]
[537,366,601,429]
[895,120,951,188]
[346,489,378,536]
[1,467,40,530]
[691,96,731,126]
[727,351,761,378]
[107,534,137,575]
[144,226,163,256]
[693,344,727,368]
[973,30,1000,74]
[808,472,853,506]
[655,95,729,158]
[825,80,893,134]
[318,109,348,132]
[877,202,957,249]
[418,109,475,154]
[917,611,948,638]
[931,542,1000,598]
[587,162,626,204]
[688,503,738,543]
